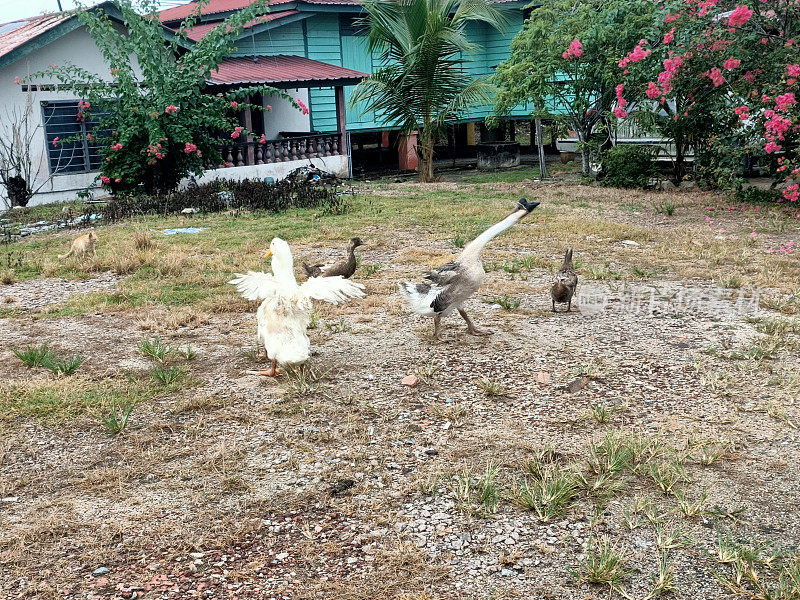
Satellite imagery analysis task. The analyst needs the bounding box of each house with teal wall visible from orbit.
[159,0,531,137]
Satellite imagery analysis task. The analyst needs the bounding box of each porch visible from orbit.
[202,54,366,182]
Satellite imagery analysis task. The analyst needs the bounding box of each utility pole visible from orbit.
[57,0,63,10]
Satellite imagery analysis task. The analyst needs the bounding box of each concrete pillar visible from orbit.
[243,96,254,165]
[466,122,476,146]
[398,131,418,171]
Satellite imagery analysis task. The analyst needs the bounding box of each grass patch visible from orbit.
[0,378,144,423]
[462,167,540,184]
[576,536,631,586]
[485,295,521,311]
[12,345,56,368]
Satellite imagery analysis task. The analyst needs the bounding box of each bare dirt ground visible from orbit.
[1,181,799,599]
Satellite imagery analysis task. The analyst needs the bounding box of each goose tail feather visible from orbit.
[399,282,438,316]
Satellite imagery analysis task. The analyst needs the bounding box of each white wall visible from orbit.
[191,154,349,186]
[0,23,142,207]
[262,88,310,139]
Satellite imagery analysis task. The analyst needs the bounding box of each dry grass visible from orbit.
[1,180,799,598]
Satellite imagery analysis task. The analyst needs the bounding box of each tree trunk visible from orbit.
[419,136,435,183]
[577,129,591,177]
[673,133,685,185]
[535,118,547,179]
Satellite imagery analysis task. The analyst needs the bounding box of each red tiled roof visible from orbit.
[178,10,299,41]
[158,0,518,24]
[0,13,74,61]
[159,0,295,23]
[208,54,367,86]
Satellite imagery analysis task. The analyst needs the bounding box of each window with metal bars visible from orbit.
[41,100,108,175]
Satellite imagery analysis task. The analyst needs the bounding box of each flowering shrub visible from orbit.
[616,0,800,194]
[494,0,658,176]
[23,0,296,196]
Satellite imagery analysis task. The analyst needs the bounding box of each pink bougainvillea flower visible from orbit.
[775,93,796,111]
[230,101,238,109]
[614,107,628,118]
[266,105,272,112]
[100,175,111,184]
[184,142,197,154]
[750,232,757,237]
[115,178,121,183]
[13,76,21,85]
[52,137,59,146]
[728,4,753,27]
[619,40,651,68]
[296,98,310,115]
[764,141,782,153]
[663,28,675,44]
[563,39,583,59]
[783,183,799,202]
[258,134,266,144]
[723,57,741,70]
[705,68,725,87]
[734,105,750,120]
[615,83,628,108]
[645,82,661,99]
[164,105,179,114]
[664,12,681,23]
[787,64,800,78]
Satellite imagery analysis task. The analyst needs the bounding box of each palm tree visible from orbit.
[350,0,507,182]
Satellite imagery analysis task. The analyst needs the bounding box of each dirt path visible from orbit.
[1,188,799,600]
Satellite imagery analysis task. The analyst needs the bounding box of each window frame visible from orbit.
[40,100,106,175]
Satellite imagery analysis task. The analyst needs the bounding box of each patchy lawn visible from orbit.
[0,179,799,599]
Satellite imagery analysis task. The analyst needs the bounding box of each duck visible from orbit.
[550,248,578,312]
[303,237,365,279]
[229,237,365,376]
[399,198,541,341]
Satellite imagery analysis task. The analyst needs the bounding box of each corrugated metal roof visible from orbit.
[208,54,367,86]
[0,13,74,62]
[159,0,520,23]
[179,10,299,41]
[159,0,295,24]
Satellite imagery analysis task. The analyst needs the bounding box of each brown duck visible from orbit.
[551,248,578,312]
[303,237,365,279]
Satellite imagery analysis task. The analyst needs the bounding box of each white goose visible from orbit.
[230,237,365,376]
[400,198,540,341]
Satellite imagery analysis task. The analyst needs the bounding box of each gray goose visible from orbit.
[399,199,540,341]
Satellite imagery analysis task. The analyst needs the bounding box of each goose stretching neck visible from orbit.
[400,198,541,342]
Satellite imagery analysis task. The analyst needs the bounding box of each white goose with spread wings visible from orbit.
[400,199,541,341]
[230,238,365,376]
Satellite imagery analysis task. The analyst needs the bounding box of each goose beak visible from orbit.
[264,249,273,259]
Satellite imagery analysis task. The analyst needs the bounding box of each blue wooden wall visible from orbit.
[240,9,529,133]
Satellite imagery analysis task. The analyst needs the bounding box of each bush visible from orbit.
[601,145,657,189]
[93,173,349,223]
[736,187,782,204]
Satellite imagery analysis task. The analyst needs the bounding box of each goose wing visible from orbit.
[424,261,461,286]
[229,271,279,301]
[300,276,365,305]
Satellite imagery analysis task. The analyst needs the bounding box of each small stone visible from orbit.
[501,568,516,577]
[189,552,205,559]
[424,448,439,456]
[566,376,591,393]
[621,240,640,247]
[401,375,419,387]
[92,567,110,576]
[536,371,551,384]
